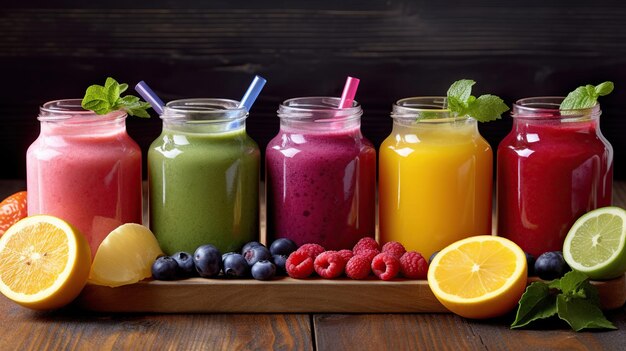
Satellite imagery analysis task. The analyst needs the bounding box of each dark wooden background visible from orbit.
[1,0,625,180]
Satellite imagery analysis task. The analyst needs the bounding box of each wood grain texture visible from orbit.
[314,309,626,351]
[314,314,488,351]
[1,1,625,180]
[76,277,448,313]
[0,294,313,350]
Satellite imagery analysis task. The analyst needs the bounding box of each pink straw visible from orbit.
[338,76,360,108]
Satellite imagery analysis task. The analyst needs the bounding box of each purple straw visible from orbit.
[135,81,165,115]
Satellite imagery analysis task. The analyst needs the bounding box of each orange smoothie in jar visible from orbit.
[379,97,492,259]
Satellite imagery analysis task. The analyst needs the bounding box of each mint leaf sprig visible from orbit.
[445,79,509,122]
[560,81,614,110]
[81,77,152,118]
[511,271,616,331]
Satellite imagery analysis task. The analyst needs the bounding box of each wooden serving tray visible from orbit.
[75,274,626,313]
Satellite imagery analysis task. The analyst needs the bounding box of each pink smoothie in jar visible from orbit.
[27,99,143,257]
[265,97,376,250]
[497,97,613,258]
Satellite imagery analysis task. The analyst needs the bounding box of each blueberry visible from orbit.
[524,252,536,276]
[223,253,249,278]
[241,241,264,254]
[152,256,179,280]
[271,254,288,275]
[269,238,298,256]
[222,252,236,261]
[194,244,222,278]
[251,260,276,280]
[171,251,196,278]
[534,251,570,280]
[243,245,271,266]
[429,251,439,264]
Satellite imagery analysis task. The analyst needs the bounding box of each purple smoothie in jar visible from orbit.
[265,97,376,250]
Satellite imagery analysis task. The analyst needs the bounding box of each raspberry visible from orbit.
[297,243,325,259]
[356,248,379,263]
[286,251,315,279]
[399,251,429,279]
[345,255,371,280]
[353,237,379,254]
[381,241,406,259]
[371,253,400,281]
[337,249,353,262]
[314,251,346,279]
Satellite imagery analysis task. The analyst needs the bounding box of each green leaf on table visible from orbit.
[511,281,557,329]
[560,81,614,110]
[511,271,616,331]
[556,295,616,331]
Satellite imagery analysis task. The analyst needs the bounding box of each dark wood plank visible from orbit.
[314,314,489,350]
[314,308,626,350]
[0,294,313,350]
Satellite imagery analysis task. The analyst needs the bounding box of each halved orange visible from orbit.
[0,215,91,310]
[427,235,527,319]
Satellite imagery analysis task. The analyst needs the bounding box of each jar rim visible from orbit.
[162,98,248,122]
[512,96,601,119]
[38,99,127,121]
[392,96,470,122]
[277,96,363,121]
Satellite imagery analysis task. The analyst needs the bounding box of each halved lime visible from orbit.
[563,206,626,280]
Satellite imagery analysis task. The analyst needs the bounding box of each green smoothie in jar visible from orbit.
[148,99,260,255]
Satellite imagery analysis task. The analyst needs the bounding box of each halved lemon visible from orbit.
[88,223,163,287]
[563,206,626,280]
[427,235,527,319]
[0,215,91,310]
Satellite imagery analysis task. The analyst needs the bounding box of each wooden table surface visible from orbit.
[1,180,625,351]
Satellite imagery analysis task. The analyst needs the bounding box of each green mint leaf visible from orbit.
[82,77,152,117]
[121,99,151,118]
[81,84,112,115]
[558,271,588,295]
[595,81,614,96]
[444,79,508,122]
[559,270,601,306]
[447,79,475,103]
[104,77,118,88]
[467,94,509,122]
[446,95,468,116]
[556,295,616,331]
[107,80,121,106]
[511,281,558,329]
[118,95,140,105]
[560,81,614,110]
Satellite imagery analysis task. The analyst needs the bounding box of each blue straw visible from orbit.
[135,81,165,115]
[238,75,267,111]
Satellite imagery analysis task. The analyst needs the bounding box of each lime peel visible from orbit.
[563,206,626,280]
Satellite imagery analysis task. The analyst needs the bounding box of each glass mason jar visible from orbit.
[148,98,260,255]
[497,97,613,258]
[265,97,376,250]
[379,97,493,259]
[26,99,143,257]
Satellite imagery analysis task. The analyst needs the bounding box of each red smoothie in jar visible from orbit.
[497,97,613,258]
[265,97,376,250]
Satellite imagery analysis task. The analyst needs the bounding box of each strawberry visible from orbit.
[0,191,28,236]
